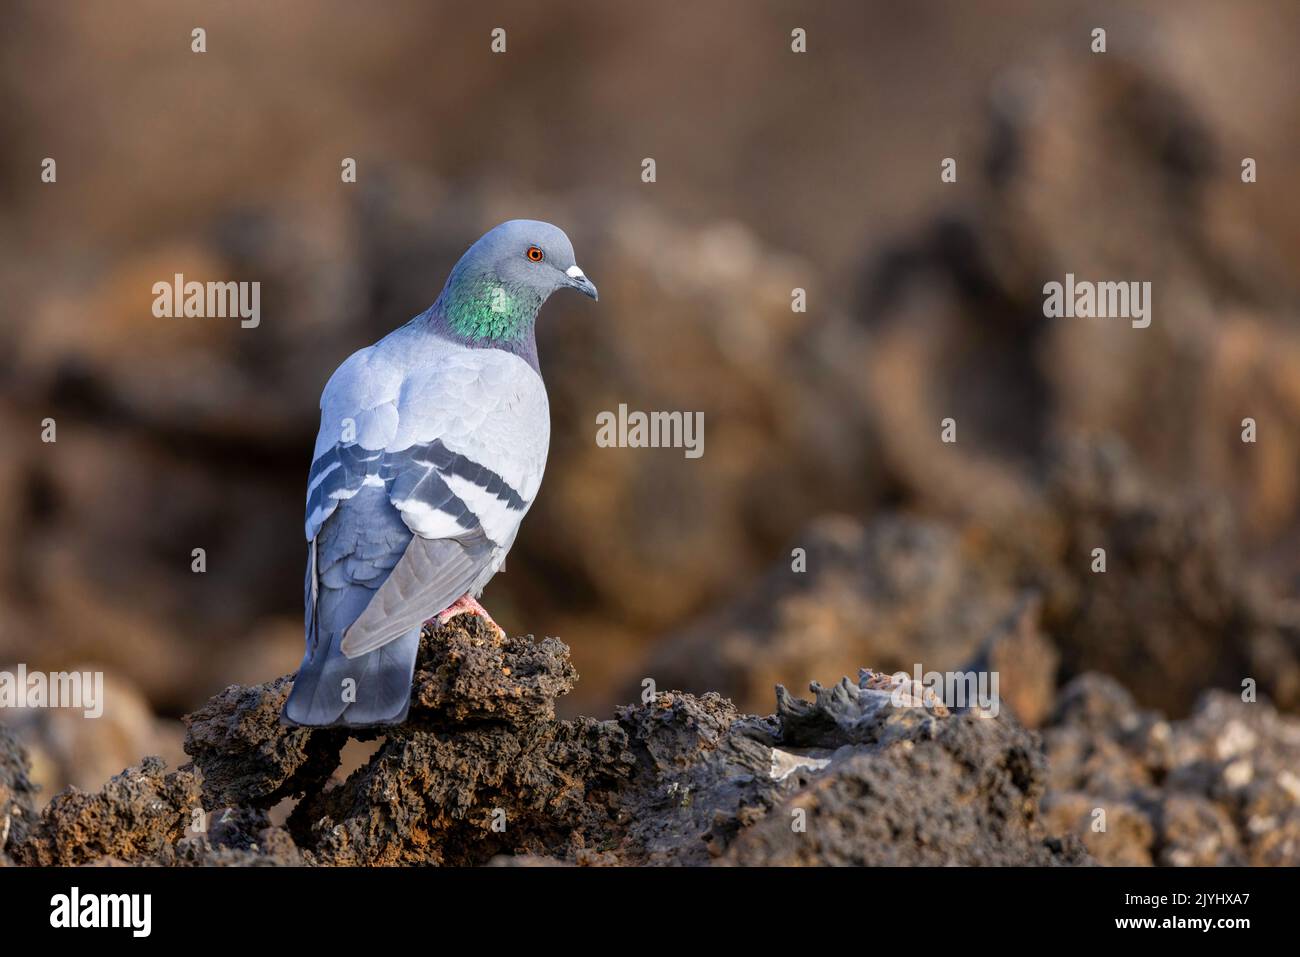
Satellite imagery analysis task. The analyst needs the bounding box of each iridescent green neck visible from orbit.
[438,270,541,344]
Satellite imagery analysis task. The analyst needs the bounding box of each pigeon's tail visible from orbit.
[283,575,421,727]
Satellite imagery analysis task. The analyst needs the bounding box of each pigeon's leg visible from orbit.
[434,593,507,640]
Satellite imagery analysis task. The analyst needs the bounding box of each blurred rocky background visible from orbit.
[1,0,1299,862]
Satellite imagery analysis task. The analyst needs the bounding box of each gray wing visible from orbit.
[303,341,549,661]
[339,525,494,657]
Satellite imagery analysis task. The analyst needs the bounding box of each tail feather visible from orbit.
[286,497,423,728]
[284,624,420,727]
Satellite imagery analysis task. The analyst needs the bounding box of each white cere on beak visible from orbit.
[566,265,586,279]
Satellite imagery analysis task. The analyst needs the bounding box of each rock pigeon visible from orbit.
[282,220,597,727]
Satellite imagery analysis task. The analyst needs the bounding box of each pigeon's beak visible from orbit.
[564,264,599,301]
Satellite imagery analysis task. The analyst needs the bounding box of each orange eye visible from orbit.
[526,245,544,262]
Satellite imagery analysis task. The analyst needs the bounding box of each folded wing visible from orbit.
[302,343,549,663]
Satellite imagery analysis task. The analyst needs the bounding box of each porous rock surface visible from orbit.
[1,614,1086,866]
[6,611,1296,867]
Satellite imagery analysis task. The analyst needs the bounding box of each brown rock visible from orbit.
[13,757,200,866]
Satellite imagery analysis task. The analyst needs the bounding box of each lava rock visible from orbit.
[12,757,200,866]
[0,726,39,863]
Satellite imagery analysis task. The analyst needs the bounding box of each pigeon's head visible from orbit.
[470,219,598,303]
[437,220,597,346]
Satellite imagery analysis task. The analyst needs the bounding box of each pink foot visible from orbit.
[435,594,506,640]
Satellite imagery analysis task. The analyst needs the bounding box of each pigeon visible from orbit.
[282,220,597,727]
